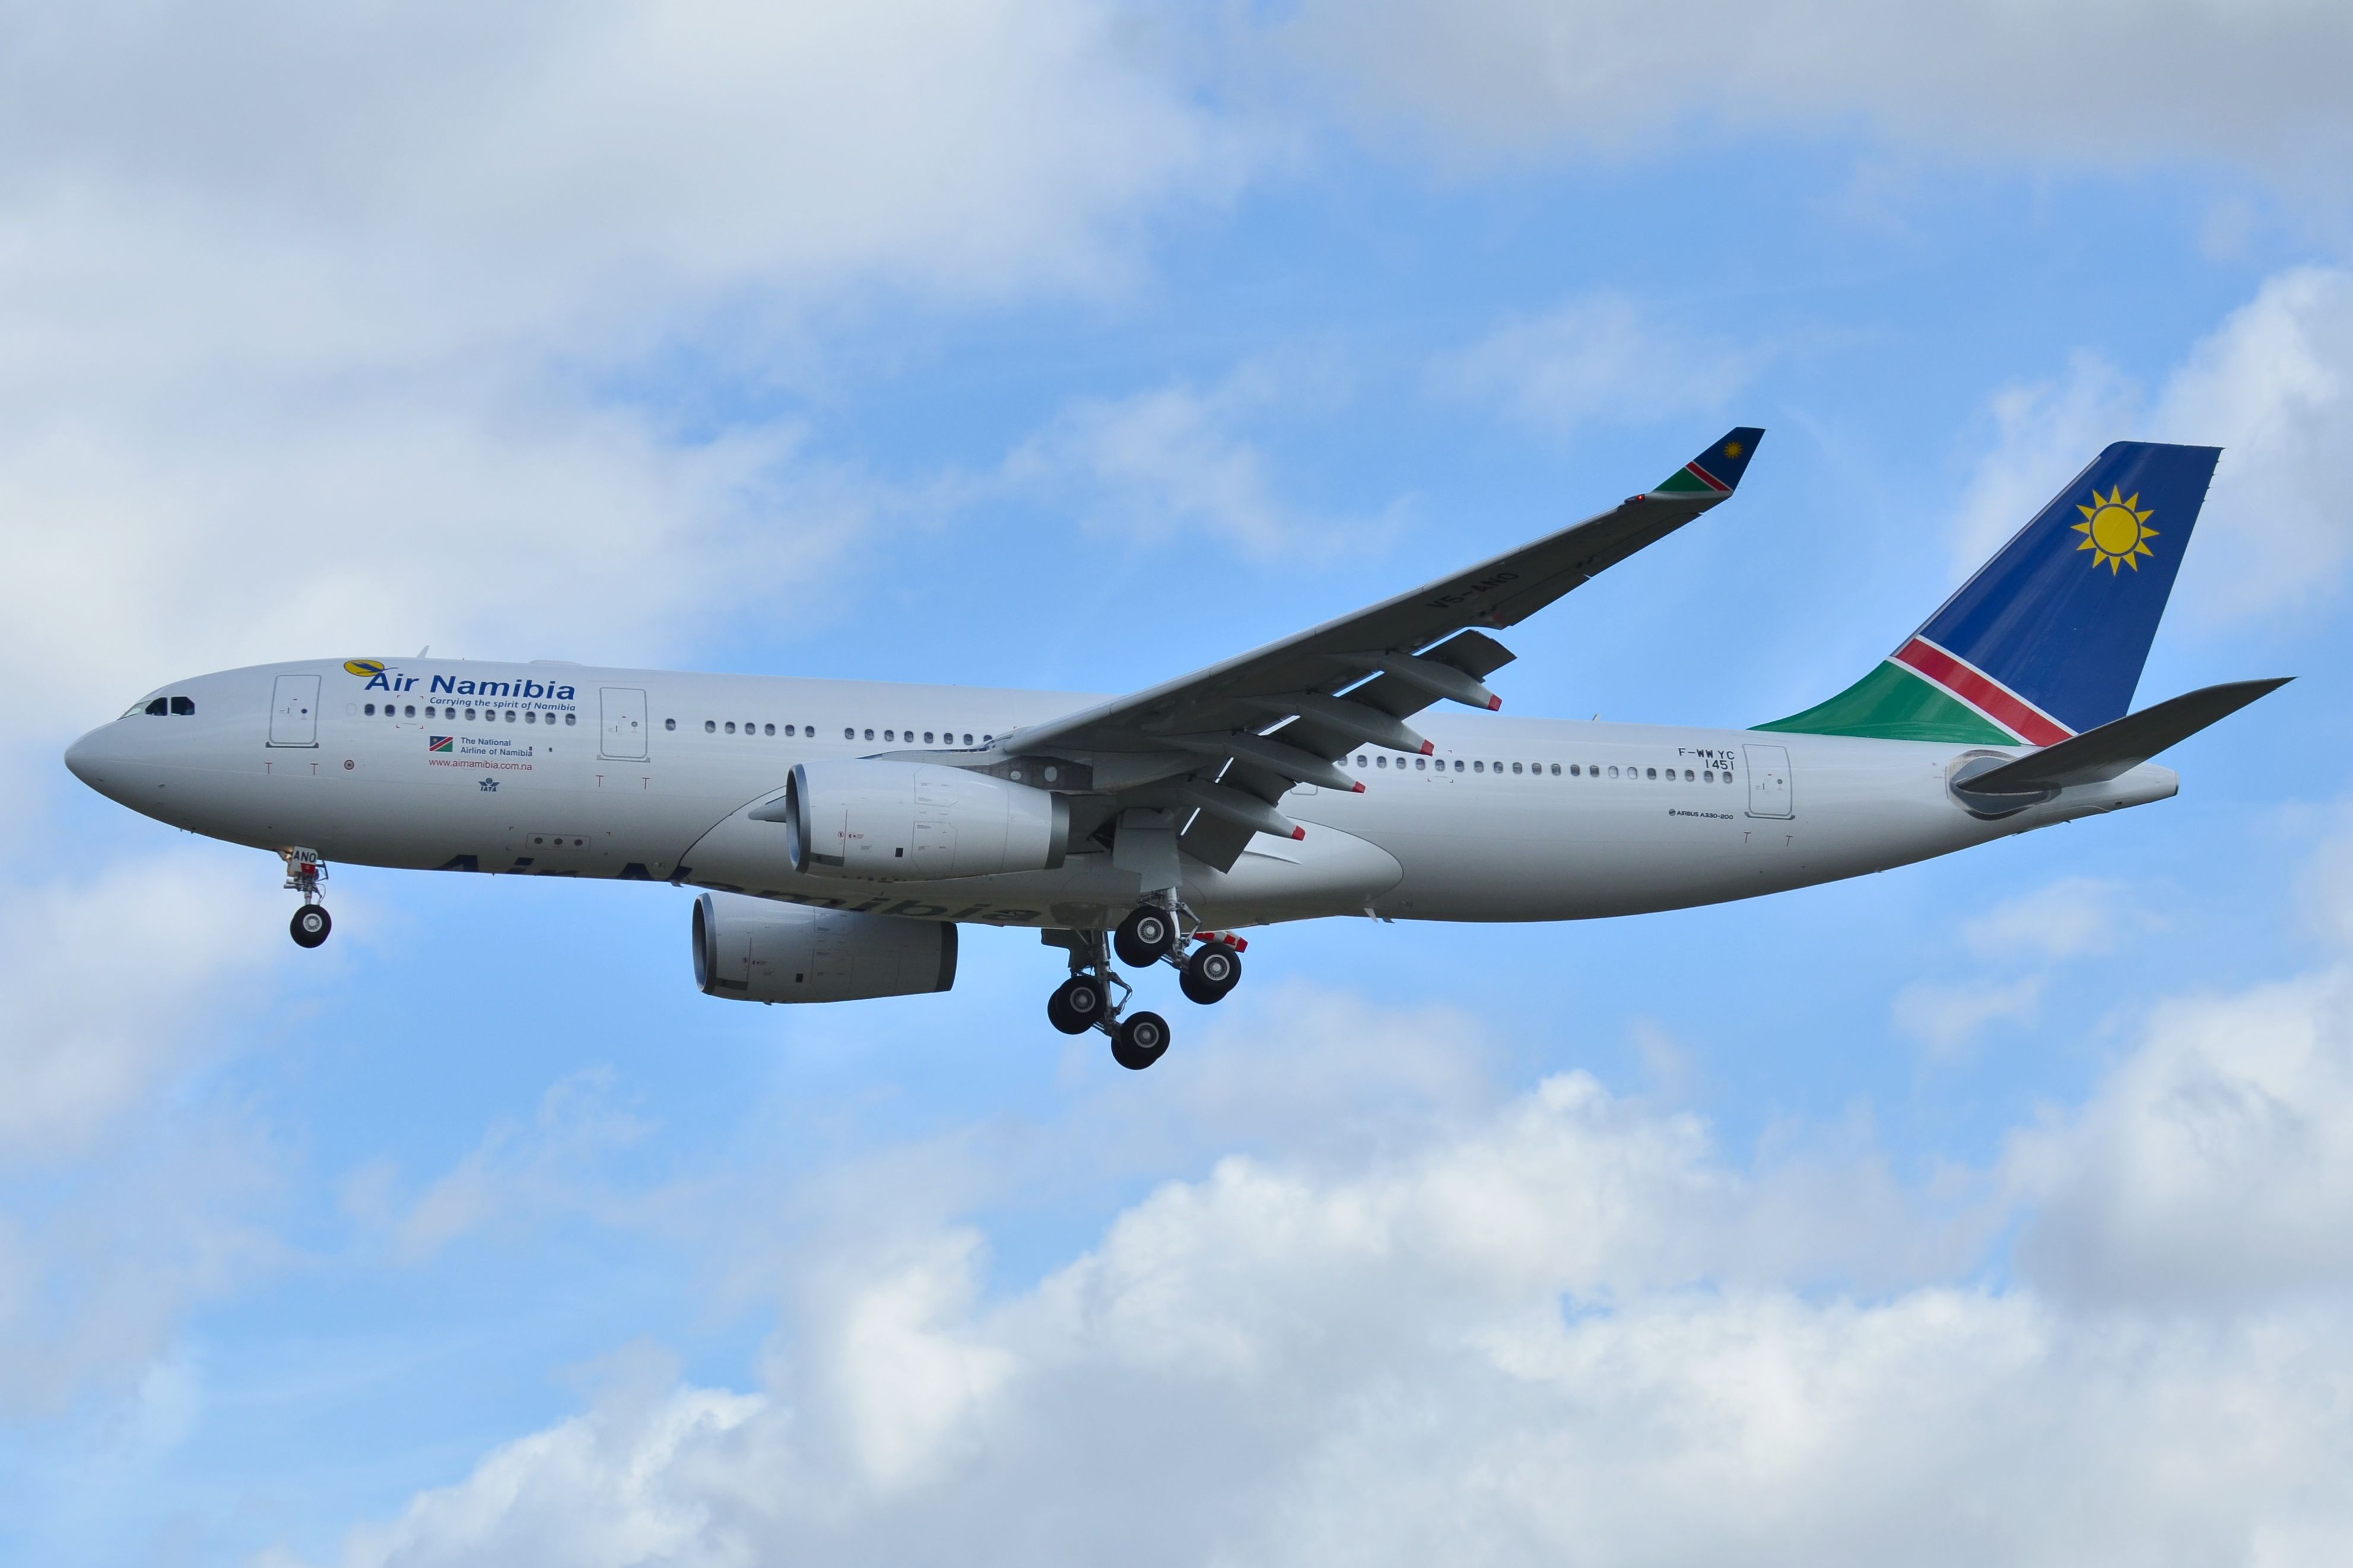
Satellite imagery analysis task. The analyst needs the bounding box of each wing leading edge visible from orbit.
[963,428,1766,872]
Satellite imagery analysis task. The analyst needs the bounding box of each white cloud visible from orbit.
[0,1116,280,1418]
[2009,964,2353,1311]
[1946,263,2353,620]
[1962,876,2136,962]
[1004,365,1396,558]
[0,0,1248,770]
[1278,0,2353,195]
[1892,976,2046,1060]
[1946,353,2142,571]
[0,851,287,1157]
[340,1070,653,1264]
[311,1048,2353,1567]
[2155,265,2353,621]
[1430,292,1765,438]
[291,879,2353,1565]
[1892,877,2142,1057]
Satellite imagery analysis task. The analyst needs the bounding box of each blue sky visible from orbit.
[4,4,2353,1563]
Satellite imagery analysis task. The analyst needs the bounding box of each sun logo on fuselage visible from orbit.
[343,659,386,678]
[2073,488,2157,573]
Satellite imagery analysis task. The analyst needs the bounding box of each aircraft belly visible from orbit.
[679,803,1403,929]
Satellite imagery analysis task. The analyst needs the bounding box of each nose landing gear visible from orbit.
[281,848,332,949]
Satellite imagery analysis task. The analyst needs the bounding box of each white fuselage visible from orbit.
[65,657,2179,933]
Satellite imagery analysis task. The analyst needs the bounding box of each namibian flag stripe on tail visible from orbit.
[1757,441,2219,745]
[1891,638,2072,746]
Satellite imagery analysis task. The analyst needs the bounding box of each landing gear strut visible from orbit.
[1043,926,1170,1070]
[282,848,332,949]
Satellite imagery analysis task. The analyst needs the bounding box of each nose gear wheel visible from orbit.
[280,848,332,948]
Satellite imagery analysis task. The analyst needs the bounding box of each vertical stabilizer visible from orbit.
[1760,442,2220,743]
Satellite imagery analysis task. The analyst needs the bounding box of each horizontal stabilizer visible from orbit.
[1960,677,2290,795]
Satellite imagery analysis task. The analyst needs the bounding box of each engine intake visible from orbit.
[774,759,1069,882]
[692,891,957,1004]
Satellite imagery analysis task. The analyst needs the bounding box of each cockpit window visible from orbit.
[144,698,169,715]
[170,696,195,715]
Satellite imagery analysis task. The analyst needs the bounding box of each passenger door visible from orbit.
[1742,743,1793,819]
[268,674,320,747]
[600,687,648,760]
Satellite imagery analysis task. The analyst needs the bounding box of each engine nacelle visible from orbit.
[692,892,957,1004]
[778,759,1069,882]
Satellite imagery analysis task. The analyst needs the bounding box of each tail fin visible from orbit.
[1759,441,2221,744]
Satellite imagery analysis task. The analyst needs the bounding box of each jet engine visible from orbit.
[692,891,957,1004]
[772,759,1069,882]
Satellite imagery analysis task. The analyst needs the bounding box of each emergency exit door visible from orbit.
[1742,743,1793,818]
[268,674,319,747]
[600,687,648,759]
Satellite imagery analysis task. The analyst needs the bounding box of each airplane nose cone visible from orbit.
[63,727,104,787]
[63,723,133,797]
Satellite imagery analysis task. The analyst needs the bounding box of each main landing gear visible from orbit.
[1044,905,1246,1070]
[282,848,332,949]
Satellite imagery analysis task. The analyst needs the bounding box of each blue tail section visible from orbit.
[1915,441,2219,736]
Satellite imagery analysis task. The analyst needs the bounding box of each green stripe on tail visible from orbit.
[1756,660,2018,744]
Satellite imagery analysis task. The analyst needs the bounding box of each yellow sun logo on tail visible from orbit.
[2073,487,2157,573]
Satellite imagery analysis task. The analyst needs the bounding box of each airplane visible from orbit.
[64,429,2287,1070]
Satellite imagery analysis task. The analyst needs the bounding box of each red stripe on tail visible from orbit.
[1893,638,2073,746]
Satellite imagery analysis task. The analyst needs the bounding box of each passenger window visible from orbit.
[1453,759,1464,772]
[864,729,875,741]
[1570,764,1580,776]
[364,703,376,715]
[526,711,537,724]
[706,720,717,733]
[963,733,974,746]
[1511,762,1523,774]
[1377,755,1388,768]
[1685,769,1695,781]
[665,718,677,730]
[1472,761,1484,773]
[465,708,477,720]
[1415,757,1427,770]
[404,705,415,717]
[885,730,895,742]
[1357,755,1368,768]
[1703,769,1714,783]
[766,723,776,736]
[844,728,855,740]
[566,713,577,726]
[1646,767,1657,779]
[1608,766,1619,778]
[505,711,517,723]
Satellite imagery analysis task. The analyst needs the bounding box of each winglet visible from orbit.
[1650,427,1765,497]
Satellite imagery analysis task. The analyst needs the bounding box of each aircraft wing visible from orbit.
[992,428,1766,870]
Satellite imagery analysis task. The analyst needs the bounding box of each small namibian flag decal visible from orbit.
[428,736,454,752]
